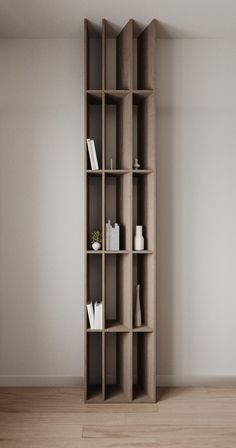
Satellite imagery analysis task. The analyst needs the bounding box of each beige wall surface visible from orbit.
[1,38,236,385]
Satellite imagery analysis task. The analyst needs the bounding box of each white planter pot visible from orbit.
[92,242,101,251]
[134,225,144,251]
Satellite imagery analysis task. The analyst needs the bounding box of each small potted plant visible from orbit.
[91,230,102,251]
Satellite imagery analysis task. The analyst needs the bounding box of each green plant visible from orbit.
[91,230,102,245]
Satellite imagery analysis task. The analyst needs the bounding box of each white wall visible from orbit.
[157,39,236,384]
[1,38,236,386]
[0,39,84,385]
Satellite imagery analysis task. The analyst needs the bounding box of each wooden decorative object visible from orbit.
[84,18,157,403]
[134,284,142,327]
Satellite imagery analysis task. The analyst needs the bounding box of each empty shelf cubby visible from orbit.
[105,254,131,330]
[132,20,156,90]
[87,333,103,401]
[104,20,132,90]
[85,21,102,90]
[132,332,156,402]
[105,92,132,170]
[105,332,131,401]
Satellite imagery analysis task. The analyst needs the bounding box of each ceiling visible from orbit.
[0,0,236,38]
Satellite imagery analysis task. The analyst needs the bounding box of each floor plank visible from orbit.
[0,387,236,447]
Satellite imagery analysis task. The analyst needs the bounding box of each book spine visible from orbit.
[114,223,119,250]
[90,140,99,170]
[87,302,95,329]
[117,224,120,250]
[110,226,114,250]
[87,139,96,170]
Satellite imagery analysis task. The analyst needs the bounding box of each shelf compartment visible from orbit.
[105,92,132,170]
[87,333,103,401]
[104,20,132,90]
[132,332,156,402]
[133,174,155,251]
[133,254,155,329]
[85,20,102,90]
[105,254,131,329]
[105,174,131,251]
[133,20,156,90]
[86,93,103,170]
[87,175,103,250]
[105,333,131,401]
[86,254,103,331]
[133,92,155,171]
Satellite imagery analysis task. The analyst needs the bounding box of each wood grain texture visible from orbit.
[1,388,236,447]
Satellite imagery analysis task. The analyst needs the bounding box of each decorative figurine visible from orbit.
[133,158,140,169]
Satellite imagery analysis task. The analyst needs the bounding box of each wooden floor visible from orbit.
[1,387,236,447]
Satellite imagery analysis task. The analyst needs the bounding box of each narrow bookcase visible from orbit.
[84,19,157,403]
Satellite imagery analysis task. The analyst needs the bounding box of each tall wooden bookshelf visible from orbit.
[84,19,157,403]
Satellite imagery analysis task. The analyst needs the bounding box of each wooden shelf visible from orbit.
[105,321,129,332]
[132,325,153,332]
[85,18,156,403]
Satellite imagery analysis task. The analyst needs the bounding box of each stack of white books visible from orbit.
[106,220,120,250]
[87,138,99,170]
[87,301,103,329]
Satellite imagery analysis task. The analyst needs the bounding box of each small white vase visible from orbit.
[134,225,144,251]
[92,242,101,251]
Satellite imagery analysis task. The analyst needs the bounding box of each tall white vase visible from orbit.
[134,225,144,251]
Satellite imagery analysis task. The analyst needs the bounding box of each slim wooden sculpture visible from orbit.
[85,18,157,403]
[134,284,142,327]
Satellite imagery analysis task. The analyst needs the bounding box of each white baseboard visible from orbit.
[157,375,236,387]
[1,375,236,387]
[0,375,83,387]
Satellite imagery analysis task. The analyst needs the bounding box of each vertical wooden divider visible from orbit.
[102,18,106,400]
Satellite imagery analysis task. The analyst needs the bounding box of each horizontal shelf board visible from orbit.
[104,250,130,254]
[132,325,153,332]
[133,89,153,97]
[105,169,130,175]
[132,169,153,175]
[86,170,103,175]
[87,250,103,254]
[105,321,129,332]
[132,250,153,254]
[105,89,130,96]
[86,328,103,332]
[86,250,130,254]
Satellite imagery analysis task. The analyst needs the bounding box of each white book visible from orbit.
[87,302,95,329]
[110,226,115,250]
[106,220,111,251]
[94,302,103,329]
[87,139,96,170]
[98,303,103,329]
[90,140,99,170]
[115,223,119,250]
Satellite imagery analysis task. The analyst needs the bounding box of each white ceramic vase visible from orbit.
[134,225,144,251]
[92,242,101,251]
